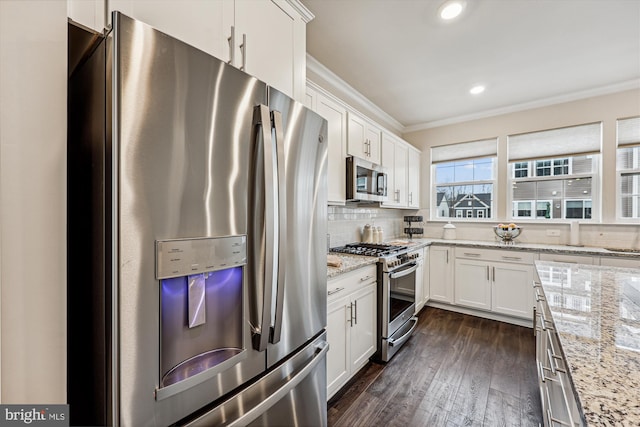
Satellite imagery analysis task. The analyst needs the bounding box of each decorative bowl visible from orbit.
[493,225,522,244]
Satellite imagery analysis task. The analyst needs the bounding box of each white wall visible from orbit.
[403,89,640,248]
[0,0,67,403]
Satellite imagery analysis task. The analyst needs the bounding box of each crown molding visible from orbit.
[284,0,315,23]
[306,54,404,134]
[403,79,640,133]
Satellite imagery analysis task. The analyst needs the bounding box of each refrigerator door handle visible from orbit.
[252,104,277,352]
[227,341,329,427]
[270,110,287,344]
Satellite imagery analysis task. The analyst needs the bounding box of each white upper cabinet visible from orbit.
[105,0,232,61]
[381,131,420,209]
[234,0,308,100]
[318,94,348,205]
[347,111,381,164]
[381,132,408,208]
[308,84,348,205]
[407,146,420,209]
[74,0,310,102]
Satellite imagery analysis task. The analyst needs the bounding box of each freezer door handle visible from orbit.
[270,110,287,345]
[227,340,329,427]
[185,340,330,427]
[251,104,277,352]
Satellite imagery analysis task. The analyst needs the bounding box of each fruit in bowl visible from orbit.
[494,224,522,243]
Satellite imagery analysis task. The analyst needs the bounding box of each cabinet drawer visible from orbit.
[327,265,377,301]
[456,247,536,264]
[539,253,595,265]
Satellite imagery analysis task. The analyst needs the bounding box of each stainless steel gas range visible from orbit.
[331,243,421,362]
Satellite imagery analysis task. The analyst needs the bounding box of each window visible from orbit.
[512,200,554,219]
[432,138,497,220]
[508,123,601,221]
[514,162,529,178]
[617,117,640,219]
[565,200,592,219]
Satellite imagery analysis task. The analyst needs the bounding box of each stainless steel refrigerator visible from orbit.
[68,12,328,426]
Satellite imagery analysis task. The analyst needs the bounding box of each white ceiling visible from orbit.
[302,0,640,131]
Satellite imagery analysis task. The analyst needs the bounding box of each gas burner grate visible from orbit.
[330,243,408,257]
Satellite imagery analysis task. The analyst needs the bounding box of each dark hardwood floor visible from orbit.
[327,307,543,427]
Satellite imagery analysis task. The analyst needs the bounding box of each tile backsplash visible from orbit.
[327,205,420,247]
[328,206,640,250]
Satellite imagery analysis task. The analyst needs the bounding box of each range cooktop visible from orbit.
[330,243,408,257]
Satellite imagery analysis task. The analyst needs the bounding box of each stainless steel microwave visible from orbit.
[346,156,388,202]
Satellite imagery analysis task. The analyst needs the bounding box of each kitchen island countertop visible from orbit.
[535,260,640,425]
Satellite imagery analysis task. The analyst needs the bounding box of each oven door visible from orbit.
[382,262,417,338]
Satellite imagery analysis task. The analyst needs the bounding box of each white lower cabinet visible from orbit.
[326,265,377,400]
[429,245,454,303]
[414,248,426,313]
[455,248,535,320]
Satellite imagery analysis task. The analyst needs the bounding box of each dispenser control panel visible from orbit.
[156,235,246,279]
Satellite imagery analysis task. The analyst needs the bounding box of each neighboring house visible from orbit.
[435,192,449,218]
[453,193,492,218]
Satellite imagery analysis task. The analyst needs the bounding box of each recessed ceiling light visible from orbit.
[469,85,485,95]
[439,1,465,20]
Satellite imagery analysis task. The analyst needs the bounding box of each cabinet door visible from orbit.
[429,246,453,303]
[414,256,425,313]
[234,0,296,97]
[394,142,408,206]
[316,92,347,205]
[423,247,430,304]
[454,259,491,310]
[347,112,368,160]
[326,295,350,399]
[407,148,420,209]
[365,121,381,164]
[492,262,534,319]
[68,0,105,32]
[381,134,398,207]
[108,0,232,61]
[349,283,377,372]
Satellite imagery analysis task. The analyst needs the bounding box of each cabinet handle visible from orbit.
[395,189,400,203]
[347,303,353,326]
[409,192,413,205]
[239,33,247,71]
[328,287,344,296]
[354,300,358,325]
[463,252,481,257]
[501,255,522,261]
[546,409,572,427]
[547,348,566,374]
[446,250,449,264]
[492,266,495,282]
[360,274,374,282]
[227,26,235,65]
[486,266,490,281]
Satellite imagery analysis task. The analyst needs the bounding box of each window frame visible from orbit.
[432,157,497,221]
[508,155,599,222]
[616,117,640,221]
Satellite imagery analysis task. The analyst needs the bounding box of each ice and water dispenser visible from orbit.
[155,235,247,398]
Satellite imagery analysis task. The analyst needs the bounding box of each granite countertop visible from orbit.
[405,238,640,259]
[327,238,639,279]
[327,253,378,278]
[535,260,640,425]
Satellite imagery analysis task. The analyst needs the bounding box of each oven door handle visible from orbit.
[388,263,418,279]
[388,317,418,347]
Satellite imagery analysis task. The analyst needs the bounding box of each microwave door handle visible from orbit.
[251,104,277,352]
[270,110,286,345]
